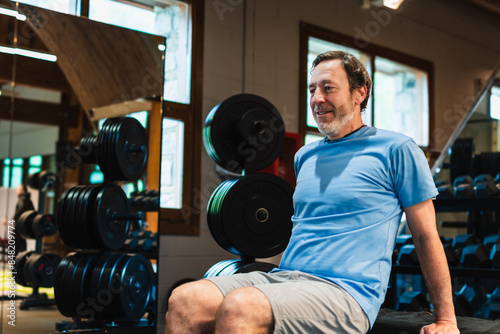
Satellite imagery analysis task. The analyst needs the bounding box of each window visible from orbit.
[300,22,433,148]
[490,84,500,120]
[83,0,203,234]
[88,0,192,104]
[160,118,184,209]
[27,155,42,176]
[14,0,80,15]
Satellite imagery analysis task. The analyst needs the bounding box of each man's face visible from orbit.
[309,59,359,140]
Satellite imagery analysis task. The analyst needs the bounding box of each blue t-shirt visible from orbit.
[276,126,438,327]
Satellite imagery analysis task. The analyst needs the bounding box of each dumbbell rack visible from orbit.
[19,173,58,310]
[385,190,500,316]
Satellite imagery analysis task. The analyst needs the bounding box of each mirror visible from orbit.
[0,1,164,332]
[433,60,500,239]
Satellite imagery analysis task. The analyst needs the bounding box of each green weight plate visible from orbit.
[209,173,293,258]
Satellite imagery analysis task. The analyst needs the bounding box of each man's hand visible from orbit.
[420,321,460,334]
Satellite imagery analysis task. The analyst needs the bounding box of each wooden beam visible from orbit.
[0,96,79,127]
[0,52,72,92]
[16,4,164,113]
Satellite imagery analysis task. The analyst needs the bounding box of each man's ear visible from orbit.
[354,86,367,106]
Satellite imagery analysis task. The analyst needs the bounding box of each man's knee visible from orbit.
[166,280,224,329]
[217,287,274,332]
[167,282,201,318]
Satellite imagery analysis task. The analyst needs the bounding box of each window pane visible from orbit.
[491,85,500,120]
[160,118,184,209]
[89,0,192,105]
[12,158,23,166]
[11,166,23,188]
[307,38,373,129]
[89,170,104,184]
[28,167,41,176]
[305,133,324,145]
[29,155,43,166]
[374,57,429,147]
[3,166,10,188]
[15,0,80,15]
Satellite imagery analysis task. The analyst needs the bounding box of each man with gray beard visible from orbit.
[165,51,459,334]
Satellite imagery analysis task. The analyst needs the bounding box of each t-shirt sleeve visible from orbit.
[391,140,438,208]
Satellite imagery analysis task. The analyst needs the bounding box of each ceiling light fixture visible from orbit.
[0,7,26,21]
[0,45,57,62]
[382,0,405,10]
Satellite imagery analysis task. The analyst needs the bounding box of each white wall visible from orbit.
[157,0,500,331]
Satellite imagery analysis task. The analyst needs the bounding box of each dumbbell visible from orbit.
[485,287,500,319]
[460,244,491,268]
[453,175,474,198]
[452,234,481,250]
[27,170,55,190]
[396,290,430,312]
[454,284,489,317]
[17,210,57,239]
[14,251,61,288]
[436,183,454,199]
[473,174,499,197]
[484,235,500,251]
[490,243,500,269]
[397,244,419,266]
[392,235,413,264]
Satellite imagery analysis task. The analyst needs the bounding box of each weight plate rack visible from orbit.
[202,94,293,277]
[54,116,155,331]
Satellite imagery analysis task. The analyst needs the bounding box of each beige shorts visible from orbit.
[206,270,370,334]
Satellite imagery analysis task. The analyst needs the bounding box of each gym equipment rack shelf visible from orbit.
[392,265,500,279]
[434,197,500,212]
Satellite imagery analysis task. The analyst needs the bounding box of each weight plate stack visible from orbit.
[203,94,285,173]
[54,252,153,321]
[57,184,131,250]
[96,117,148,181]
[207,173,293,258]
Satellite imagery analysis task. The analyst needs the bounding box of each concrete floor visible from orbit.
[0,299,70,334]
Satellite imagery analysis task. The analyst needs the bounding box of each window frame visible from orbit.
[299,22,435,151]
[81,0,204,234]
[159,0,203,235]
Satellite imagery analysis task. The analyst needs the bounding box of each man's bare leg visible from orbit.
[215,286,273,334]
[165,280,224,334]
[166,281,274,334]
